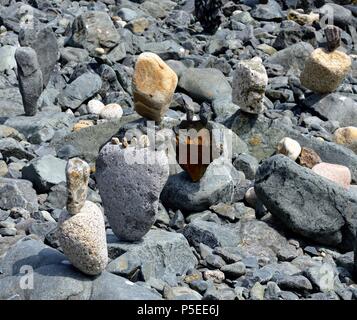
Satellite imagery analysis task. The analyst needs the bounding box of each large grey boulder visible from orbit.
[229,111,357,182]
[183,218,296,262]
[90,271,161,300]
[0,178,38,213]
[50,114,139,163]
[265,42,314,75]
[0,238,161,300]
[251,0,284,21]
[4,112,74,141]
[69,11,120,56]
[161,157,245,212]
[22,155,66,193]
[107,229,197,285]
[307,93,357,128]
[254,155,357,249]
[178,68,232,102]
[96,143,169,241]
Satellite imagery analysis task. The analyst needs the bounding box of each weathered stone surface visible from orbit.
[96,143,169,241]
[58,201,108,275]
[0,137,34,160]
[232,57,268,114]
[301,48,351,93]
[0,238,160,300]
[100,103,123,120]
[22,155,66,193]
[266,42,314,75]
[277,137,301,161]
[229,112,357,182]
[298,147,322,169]
[50,114,139,163]
[107,229,197,284]
[4,112,74,143]
[0,46,16,72]
[161,157,244,212]
[255,155,357,249]
[18,27,59,86]
[0,178,38,213]
[182,220,241,249]
[133,52,178,122]
[58,72,102,110]
[69,11,120,56]
[334,127,357,153]
[178,68,232,102]
[307,93,357,128]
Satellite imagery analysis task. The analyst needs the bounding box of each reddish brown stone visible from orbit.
[298,147,321,169]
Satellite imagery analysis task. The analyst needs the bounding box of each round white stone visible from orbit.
[87,99,105,115]
[277,137,302,161]
[100,103,123,120]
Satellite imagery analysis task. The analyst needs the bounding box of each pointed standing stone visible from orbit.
[15,47,43,116]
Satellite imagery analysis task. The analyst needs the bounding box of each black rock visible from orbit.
[15,47,43,116]
[255,155,357,249]
[18,27,58,86]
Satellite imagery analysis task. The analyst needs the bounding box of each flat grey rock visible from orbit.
[0,178,38,213]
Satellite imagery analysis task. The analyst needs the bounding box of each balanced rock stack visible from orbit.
[15,47,43,116]
[132,52,178,122]
[96,137,169,241]
[300,26,352,93]
[232,57,268,114]
[58,157,108,275]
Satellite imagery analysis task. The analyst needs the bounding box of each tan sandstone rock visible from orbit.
[300,48,351,94]
[133,52,178,122]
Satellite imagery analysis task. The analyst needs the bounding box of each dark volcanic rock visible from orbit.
[255,155,357,249]
[15,47,43,116]
[69,11,120,56]
[18,27,59,86]
[58,72,102,110]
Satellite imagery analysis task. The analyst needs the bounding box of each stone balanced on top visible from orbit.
[300,25,352,94]
[58,157,108,275]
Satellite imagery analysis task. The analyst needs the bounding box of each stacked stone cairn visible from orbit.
[58,157,108,275]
